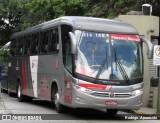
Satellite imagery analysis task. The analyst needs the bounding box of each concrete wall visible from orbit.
[118,15,159,107]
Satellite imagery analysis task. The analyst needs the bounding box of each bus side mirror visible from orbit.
[141,38,153,59]
[69,32,77,54]
[150,77,159,87]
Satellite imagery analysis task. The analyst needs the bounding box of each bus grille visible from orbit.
[90,92,132,98]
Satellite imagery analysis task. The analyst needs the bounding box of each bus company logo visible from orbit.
[102,81,120,85]
[109,92,115,98]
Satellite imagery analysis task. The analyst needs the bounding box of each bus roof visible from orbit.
[11,16,138,38]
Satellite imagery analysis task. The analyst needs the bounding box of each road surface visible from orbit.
[0,88,159,123]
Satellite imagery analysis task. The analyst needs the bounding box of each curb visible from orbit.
[132,109,145,115]
[131,109,160,119]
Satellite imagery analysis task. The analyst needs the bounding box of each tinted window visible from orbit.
[16,38,23,55]
[31,33,39,55]
[48,28,59,53]
[24,36,31,55]
[40,31,49,54]
[10,39,16,56]
[61,25,72,72]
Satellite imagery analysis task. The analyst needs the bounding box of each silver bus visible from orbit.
[7,16,152,115]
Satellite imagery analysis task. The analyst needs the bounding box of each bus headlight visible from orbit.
[131,89,143,96]
[74,84,94,93]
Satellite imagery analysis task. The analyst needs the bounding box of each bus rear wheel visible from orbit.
[17,83,25,102]
[51,85,65,113]
[106,109,118,116]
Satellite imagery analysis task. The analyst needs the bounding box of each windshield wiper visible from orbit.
[114,48,130,84]
[94,48,108,83]
[117,59,130,83]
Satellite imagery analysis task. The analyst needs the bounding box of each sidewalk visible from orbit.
[0,84,11,114]
[132,107,157,115]
[132,107,160,119]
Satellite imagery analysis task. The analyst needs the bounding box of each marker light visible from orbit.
[131,89,143,96]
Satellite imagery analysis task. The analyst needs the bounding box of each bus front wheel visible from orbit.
[51,85,65,113]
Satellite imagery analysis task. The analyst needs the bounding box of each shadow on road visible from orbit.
[25,99,126,120]
[1,92,131,120]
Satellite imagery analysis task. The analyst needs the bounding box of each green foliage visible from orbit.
[0,0,160,46]
[0,0,25,45]
[16,0,85,29]
[0,50,9,63]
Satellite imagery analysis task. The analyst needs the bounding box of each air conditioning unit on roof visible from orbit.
[142,4,152,16]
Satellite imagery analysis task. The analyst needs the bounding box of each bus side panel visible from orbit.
[8,56,17,93]
[29,56,38,98]
[18,57,35,98]
[36,55,48,99]
[24,56,34,97]
[64,70,73,105]
[37,54,65,101]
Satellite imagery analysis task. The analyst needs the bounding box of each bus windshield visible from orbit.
[75,31,143,80]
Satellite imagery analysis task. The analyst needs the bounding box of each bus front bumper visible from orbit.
[71,86,143,110]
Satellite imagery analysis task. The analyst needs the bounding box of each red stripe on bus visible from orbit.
[56,58,59,69]
[21,59,27,94]
[79,83,107,90]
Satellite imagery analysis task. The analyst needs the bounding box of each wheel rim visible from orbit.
[54,90,59,109]
[18,85,21,98]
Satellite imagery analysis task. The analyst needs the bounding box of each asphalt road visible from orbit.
[0,89,159,123]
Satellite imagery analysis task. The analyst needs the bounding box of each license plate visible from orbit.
[105,101,118,106]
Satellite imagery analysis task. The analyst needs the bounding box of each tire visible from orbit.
[25,96,33,102]
[106,109,118,116]
[51,85,65,113]
[17,83,25,102]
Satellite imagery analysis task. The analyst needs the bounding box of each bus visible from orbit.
[7,16,153,115]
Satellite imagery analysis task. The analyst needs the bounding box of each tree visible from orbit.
[23,0,85,27]
[0,0,27,46]
[0,0,160,46]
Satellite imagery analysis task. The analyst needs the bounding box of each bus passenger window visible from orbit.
[40,31,49,54]
[48,28,59,53]
[24,36,31,55]
[61,25,72,73]
[65,42,72,72]
[16,38,23,56]
[31,34,39,55]
[10,39,16,56]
